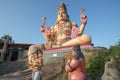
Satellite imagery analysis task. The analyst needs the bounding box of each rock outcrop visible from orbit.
[101,61,120,80]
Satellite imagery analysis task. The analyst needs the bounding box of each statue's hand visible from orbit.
[67,57,72,64]
[80,14,87,24]
[40,24,46,32]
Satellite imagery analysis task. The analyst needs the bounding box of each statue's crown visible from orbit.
[58,2,66,10]
[56,2,70,23]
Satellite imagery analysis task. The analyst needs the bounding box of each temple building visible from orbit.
[0,39,32,62]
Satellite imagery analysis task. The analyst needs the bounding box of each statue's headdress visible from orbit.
[56,2,70,23]
[72,45,85,59]
[58,2,67,14]
[58,2,66,11]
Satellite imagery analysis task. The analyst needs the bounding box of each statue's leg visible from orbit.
[62,34,91,47]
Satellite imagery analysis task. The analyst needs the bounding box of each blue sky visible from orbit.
[0,0,120,48]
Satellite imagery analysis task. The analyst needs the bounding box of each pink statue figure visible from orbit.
[40,2,91,48]
[65,45,87,80]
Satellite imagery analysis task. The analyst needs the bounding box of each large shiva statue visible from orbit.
[40,2,91,48]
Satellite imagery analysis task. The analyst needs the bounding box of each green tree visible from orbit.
[1,34,14,43]
[86,40,120,80]
[107,41,120,63]
[86,50,109,80]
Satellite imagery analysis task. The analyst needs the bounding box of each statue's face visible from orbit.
[57,13,68,21]
[57,8,68,22]
[72,50,76,57]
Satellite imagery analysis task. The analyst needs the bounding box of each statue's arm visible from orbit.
[78,15,87,35]
[28,54,34,68]
[65,58,80,72]
[40,24,53,41]
[50,26,56,42]
[40,24,47,36]
[65,58,73,72]
[79,58,85,72]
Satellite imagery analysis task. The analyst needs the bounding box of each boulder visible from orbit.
[101,61,120,80]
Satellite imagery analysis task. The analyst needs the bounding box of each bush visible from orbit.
[86,41,120,80]
[85,51,108,80]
